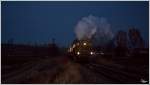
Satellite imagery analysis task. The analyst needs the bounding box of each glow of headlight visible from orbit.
[83,43,87,45]
[90,52,94,55]
[77,52,80,55]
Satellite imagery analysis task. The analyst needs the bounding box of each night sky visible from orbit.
[1,1,149,47]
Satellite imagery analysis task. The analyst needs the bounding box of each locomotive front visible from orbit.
[68,39,95,62]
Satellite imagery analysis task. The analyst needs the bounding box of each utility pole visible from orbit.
[52,38,55,44]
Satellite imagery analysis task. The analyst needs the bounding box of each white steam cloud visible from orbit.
[75,15,114,45]
[75,15,98,40]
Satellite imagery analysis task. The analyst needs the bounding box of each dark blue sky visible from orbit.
[2,1,149,47]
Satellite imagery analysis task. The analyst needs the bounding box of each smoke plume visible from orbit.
[75,15,114,46]
[75,15,97,40]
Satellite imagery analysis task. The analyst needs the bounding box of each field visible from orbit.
[1,44,149,84]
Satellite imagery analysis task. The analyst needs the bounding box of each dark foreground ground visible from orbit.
[1,54,149,84]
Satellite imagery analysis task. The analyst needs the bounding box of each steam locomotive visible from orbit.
[68,39,96,62]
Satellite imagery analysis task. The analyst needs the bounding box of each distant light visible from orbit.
[77,52,80,55]
[83,43,87,45]
[90,52,94,55]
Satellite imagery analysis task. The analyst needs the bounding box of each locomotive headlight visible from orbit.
[90,52,94,55]
[77,52,80,55]
[83,43,87,46]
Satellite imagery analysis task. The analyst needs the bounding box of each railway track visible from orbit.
[82,63,146,84]
[2,58,60,84]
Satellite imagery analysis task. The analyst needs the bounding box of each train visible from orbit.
[68,39,96,62]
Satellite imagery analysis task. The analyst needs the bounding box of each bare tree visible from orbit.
[128,27,145,48]
[115,30,128,57]
[116,30,127,48]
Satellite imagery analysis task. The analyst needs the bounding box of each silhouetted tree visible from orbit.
[105,38,115,52]
[128,27,145,48]
[115,30,128,57]
[116,30,127,48]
